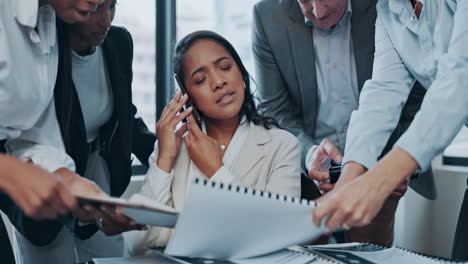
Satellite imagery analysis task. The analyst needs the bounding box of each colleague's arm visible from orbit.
[340,13,415,181]
[125,142,176,256]
[315,3,468,230]
[252,5,317,169]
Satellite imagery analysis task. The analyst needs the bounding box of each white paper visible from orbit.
[165,180,327,259]
[235,249,317,264]
[351,248,445,264]
[77,193,179,227]
[93,254,186,264]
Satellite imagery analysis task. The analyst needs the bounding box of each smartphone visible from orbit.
[174,73,202,127]
[329,160,342,184]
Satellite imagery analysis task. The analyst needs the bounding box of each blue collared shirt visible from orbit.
[343,0,468,171]
[305,0,358,157]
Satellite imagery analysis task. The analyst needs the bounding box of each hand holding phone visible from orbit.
[174,73,202,127]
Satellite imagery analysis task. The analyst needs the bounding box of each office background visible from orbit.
[2,0,468,260]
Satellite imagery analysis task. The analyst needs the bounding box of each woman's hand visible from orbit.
[97,205,148,236]
[0,155,77,220]
[54,168,108,223]
[156,91,193,173]
[313,172,387,232]
[312,147,418,231]
[184,115,223,177]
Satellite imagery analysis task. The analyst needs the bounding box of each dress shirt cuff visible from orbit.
[153,166,174,178]
[305,145,318,172]
[6,143,76,173]
[394,132,433,172]
[146,165,174,192]
[141,161,175,203]
[342,153,375,171]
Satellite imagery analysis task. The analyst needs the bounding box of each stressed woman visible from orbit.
[125,31,301,256]
[17,0,157,262]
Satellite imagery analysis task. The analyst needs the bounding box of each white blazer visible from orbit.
[125,122,302,256]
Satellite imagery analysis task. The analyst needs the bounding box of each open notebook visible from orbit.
[307,243,468,264]
[93,243,467,263]
[164,178,328,259]
[80,178,327,259]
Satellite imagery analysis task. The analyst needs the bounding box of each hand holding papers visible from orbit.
[76,193,179,227]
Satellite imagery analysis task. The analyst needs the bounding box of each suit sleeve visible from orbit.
[252,5,317,171]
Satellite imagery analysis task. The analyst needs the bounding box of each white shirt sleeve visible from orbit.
[342,13,414,170]
[5,99,75,172]
[125,142,175,256]
[394,1,468,171]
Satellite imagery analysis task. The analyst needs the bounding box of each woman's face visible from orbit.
[48,0,103,23]
[70,0,116,47]
[182,39,245,122]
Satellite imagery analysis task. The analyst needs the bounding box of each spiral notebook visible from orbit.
[306,243,468,264]
[164,178,328,259]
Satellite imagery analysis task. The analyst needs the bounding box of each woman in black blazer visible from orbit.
[14,0,156,263]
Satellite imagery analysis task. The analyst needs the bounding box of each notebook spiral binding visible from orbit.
[288,246,336,263]
[356,243,466,263]
[393,246,466,263]
[194,178,317,207]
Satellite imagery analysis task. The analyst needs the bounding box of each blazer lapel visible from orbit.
[351,0,376,91]
[102,38,130,155]
[287,0,318,132]
[233,124,271,183]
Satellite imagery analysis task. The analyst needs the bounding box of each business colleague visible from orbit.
[125,31,301,255]
[252,0,428,247]
[29,0,155,261]
[311,0,468,261]
[0,0,109,263]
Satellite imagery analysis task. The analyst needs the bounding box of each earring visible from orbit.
[243,82,247,89]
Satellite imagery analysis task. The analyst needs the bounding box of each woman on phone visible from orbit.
[125,30,302,256]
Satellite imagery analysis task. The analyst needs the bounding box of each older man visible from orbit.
[252,0,429,246]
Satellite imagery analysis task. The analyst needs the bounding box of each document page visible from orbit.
[77,193,179,227]
[165,179,327,259]
[234,249,317,264]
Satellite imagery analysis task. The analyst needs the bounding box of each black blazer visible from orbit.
[57,26,156,196]
[9,26,156,246]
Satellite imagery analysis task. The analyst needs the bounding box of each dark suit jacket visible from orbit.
[253,0,434,199]
[7,26,156,246]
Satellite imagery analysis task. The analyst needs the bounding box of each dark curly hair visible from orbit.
[173,30,278,129]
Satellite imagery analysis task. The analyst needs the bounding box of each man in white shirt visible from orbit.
[0,0,104,263]
[312,0,468,260]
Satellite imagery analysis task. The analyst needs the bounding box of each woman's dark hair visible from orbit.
[173,30,279,129]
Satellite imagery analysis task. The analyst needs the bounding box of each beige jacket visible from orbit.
[126,122,301,256]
